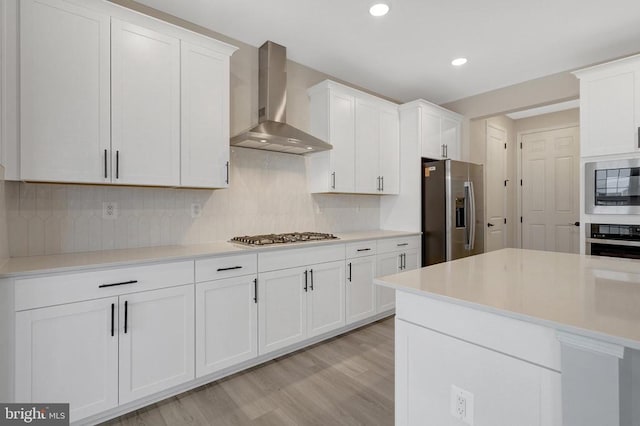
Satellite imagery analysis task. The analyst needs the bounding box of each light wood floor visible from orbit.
[105,318,395,426]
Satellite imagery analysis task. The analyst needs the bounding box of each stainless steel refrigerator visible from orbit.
[422,159,484,266]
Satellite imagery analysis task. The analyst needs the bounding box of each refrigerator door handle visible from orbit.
[467,181,476,251]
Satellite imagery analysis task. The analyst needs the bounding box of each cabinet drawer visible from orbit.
[346,240,377,258]
[15,261,194,311]
[196,254,257,282]
[377,236,419,254]
[258,244,345,272]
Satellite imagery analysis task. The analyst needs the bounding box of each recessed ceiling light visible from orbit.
[451,57,468,66]
[306,147,313,150]
[369,3,390,16]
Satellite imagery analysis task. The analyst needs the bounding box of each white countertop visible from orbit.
[0,230,420,278]
[375,248,640,350]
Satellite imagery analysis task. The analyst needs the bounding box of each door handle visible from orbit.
[116,150,120,179]
[99,280,138,289]
[573,221,580,227]
[309,269,314,291]
[124,300,128,334]
[304,270,308,292]
[225,161,230,184]
[487,223,495,227]
[216,266,242,272]
[348,262,352,282]
[377,176,381,191]
[111,303,115,337]
[381,176,384,191]
[253,278,258,303]
[331,172,336,189]
[104,149,108,179]
[399,254,403,270]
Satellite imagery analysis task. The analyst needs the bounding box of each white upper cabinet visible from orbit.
[14,0,236,186]
[401,100,462,161]
[20,0,111,183]
[574,54,640,158]
[111,19,180,187]
[181,41,232,188]
[307,80,399,194]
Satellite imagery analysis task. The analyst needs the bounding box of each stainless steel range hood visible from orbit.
[230,41,332,155]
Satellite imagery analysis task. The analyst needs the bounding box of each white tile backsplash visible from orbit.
[6,148,381,257]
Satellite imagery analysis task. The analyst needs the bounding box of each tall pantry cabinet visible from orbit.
[8,0,237,188]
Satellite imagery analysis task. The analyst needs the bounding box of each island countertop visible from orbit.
[375,248,640,350]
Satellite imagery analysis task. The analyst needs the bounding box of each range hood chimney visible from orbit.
[230,41,332,154]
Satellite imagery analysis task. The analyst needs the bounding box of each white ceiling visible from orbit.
[136,0,640,105]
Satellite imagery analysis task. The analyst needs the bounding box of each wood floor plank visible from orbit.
[103,318,394,426]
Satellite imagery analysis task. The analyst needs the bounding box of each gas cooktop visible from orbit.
[230,232,339,246]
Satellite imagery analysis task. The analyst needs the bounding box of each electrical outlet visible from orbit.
[190,203,202,218]
[102,202,118,220]
[451,385,474,425]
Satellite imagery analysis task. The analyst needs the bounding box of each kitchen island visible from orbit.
[374,248,640,426]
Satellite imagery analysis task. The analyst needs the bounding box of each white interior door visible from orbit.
[15,298,119,422]
[111,19,180,186]
[485,122,508,251]
[521,126,580,253]
[119,285,195,404]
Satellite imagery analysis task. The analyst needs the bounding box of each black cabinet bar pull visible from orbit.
[348,262,352,282]
[397,243,409,247]
[225,161,230,184]
[381,176,384,191]
[124,300,128,334]
[111,303,115,337]
[356,248,371,252]
[304,270,308,292]
[99,280,138,289]
[116,150,120,179]
[377,176,381,191]
[331,172,336,189]
[217,266,242,272]
[104,149,108,179]
[399,254,403,270]
[309,269,314,291]
[253,278,258,303]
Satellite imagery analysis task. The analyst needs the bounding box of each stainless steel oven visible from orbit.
[585,158,640,214]
[586,223,640,259]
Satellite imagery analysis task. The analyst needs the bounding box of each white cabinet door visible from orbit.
[15,298,118,422]
[580,70,639,157]
[329,91,356,192]
[111,19,180,186]
[346,255,376,324]
[441,116,461,160]
[196,276,257,377]
[403,248,419,270]
[181,41,230,188]
[421,109,443,159]
[376,252,401,313]
[258,267,307,355]
[20,0,110,183]
[379,106,400,194]
[355,98,380,194]
[119,285,195,404]
[306,260,345,338]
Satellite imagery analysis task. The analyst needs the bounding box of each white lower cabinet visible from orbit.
[258,260,346,355]
[258,266,308,355]
[376,238,420,313]
[118,285,195,404]
[196,275,257,377]
[306,260,346,338]
[15,298,119,422]
[346,255,376,324]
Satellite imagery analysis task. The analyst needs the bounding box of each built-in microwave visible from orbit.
[585,158,640,214]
